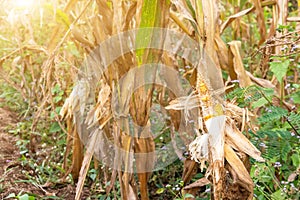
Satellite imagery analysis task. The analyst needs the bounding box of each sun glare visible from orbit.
[12,0,34,8]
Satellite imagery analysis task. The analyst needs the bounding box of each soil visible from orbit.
[0,101,90,200]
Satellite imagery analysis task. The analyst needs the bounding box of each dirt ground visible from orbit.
[0,101,90,199]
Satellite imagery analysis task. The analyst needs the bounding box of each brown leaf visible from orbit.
[75,130,101,200]
[170,10,193,36]
[134,134,155,200]
[71,27,94,47]
[123,1,137,31]
[96,0,112,34]
[252,0,267,45]
[246,71,276,90]
[225,119,264,162]
[182,157,198,184]
[184,177,210,190]
[171,0,196,24]
[215,35,229,70]
[224,144,254,192]
[220,7,254,34]
[228,41,252,87]
[71,126,84,180]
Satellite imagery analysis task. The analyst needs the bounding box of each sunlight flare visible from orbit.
[12,0,34,8]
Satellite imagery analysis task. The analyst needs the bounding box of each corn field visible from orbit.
[0,0,299,199]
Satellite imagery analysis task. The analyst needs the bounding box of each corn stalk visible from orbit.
[166,0,265,199]
[60,0,271,199]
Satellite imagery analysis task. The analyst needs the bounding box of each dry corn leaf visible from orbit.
[228,41,252,87]
[170,10,193,36]
[226,102,255,118]
[120,133,134,200]
[195,0,204,38]
[96,0,113,34]
[112,0,123,34]
[246,71,276,91]
[266,4,277,39]
[165,95,199,110]
[71,27,94,47]
[220,7,254,35]
[75,129,101,200]
[47,0,79,51]
[112,70,135,119]
[252,0,267,45]
[123,1,137,31]
[225,120,264,162]
[183,177,210,190]
[215,35,229,70]
[171,0,196,24]
[224,144,254,193]
[71,126,83,180]
[201,0,220,74]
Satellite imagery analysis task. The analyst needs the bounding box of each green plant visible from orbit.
[5,192,36,200]
[226,80,300,200]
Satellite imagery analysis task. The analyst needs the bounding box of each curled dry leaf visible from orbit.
[225,119,265,162]
[220,7,254,35]
[183,177,210,190]
[246,71,276,90]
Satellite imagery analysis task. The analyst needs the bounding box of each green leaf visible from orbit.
[52,84,60,95]
[89,173,97,181]
[99,196,107,200]
[291,153,300,167]
[89,169,97,181]
[252,97,268,108]
[257,106,288,124]
[49,122,61,133]
[291,91,300,104]
[18,194,35,200]
[55,107,62,113]
[54,96,63,103]
[44,4,70,28]
[261,87,275,97]
[156,188,165,194]
[135,0,170,66]
[5,193,16,199]
[135,0,158,66]
[271,189,286,200]
[270,60,289,83]
[184,193,195,198]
